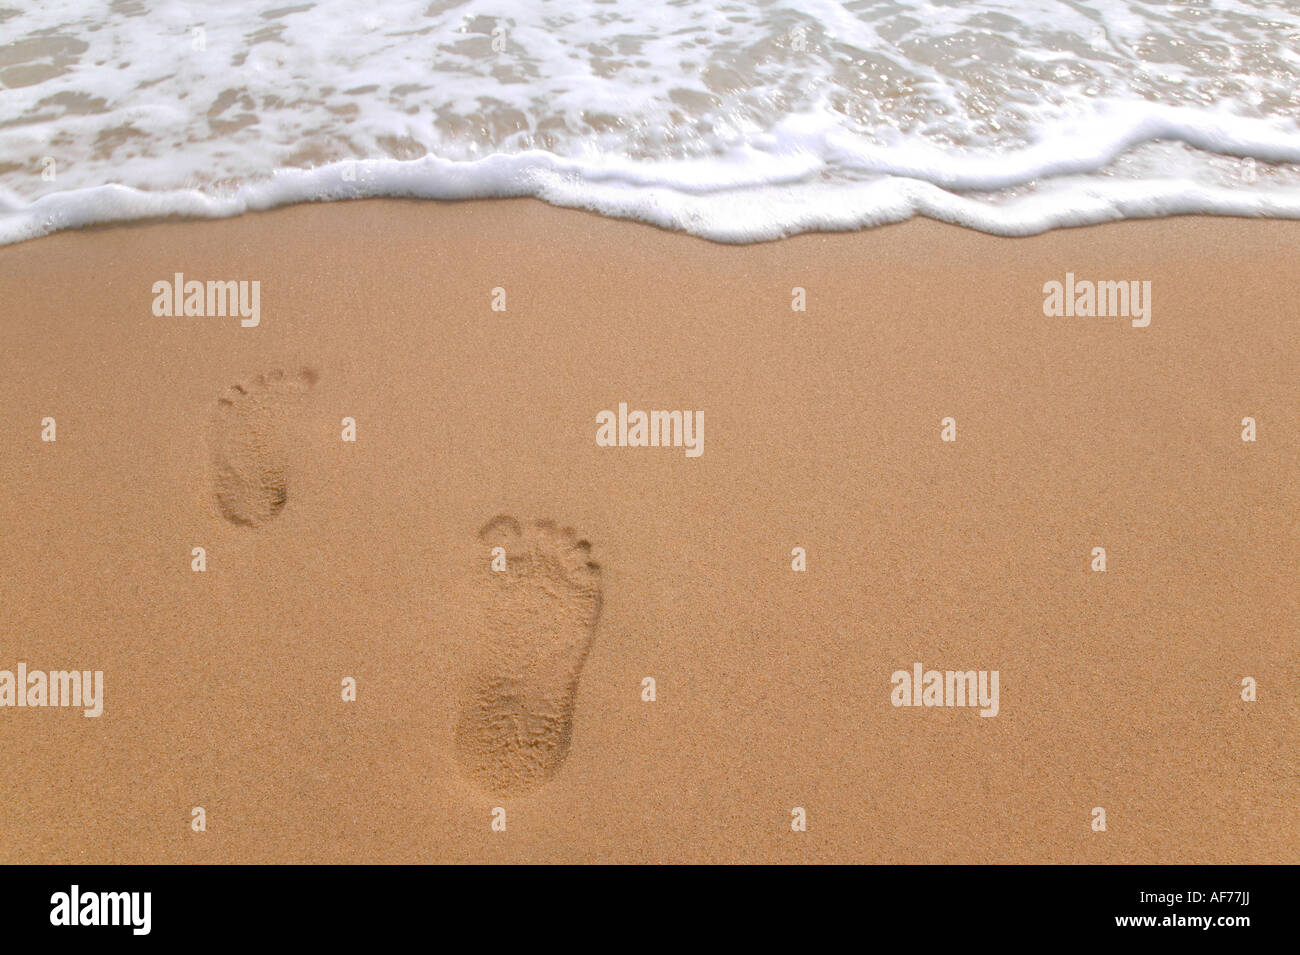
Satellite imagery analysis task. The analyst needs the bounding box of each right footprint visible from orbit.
[455,516,604,795]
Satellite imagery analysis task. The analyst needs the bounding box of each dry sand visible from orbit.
[0,200,1295,863]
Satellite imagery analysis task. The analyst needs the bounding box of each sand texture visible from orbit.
[0,201,1296,863]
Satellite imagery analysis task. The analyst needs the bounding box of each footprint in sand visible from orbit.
[207,368,317,527]
[455,516,604,795]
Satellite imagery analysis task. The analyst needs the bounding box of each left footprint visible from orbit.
[207,368,318,527]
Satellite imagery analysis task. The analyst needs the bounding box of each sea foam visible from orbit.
[1,0,1298,244]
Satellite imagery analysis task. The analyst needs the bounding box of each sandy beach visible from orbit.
[0,200,1295,863]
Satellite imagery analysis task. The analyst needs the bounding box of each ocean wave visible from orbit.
[1,0,1298,244]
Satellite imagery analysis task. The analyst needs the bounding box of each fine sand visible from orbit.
[0,200,1295,864]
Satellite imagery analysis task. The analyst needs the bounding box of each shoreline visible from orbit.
[9,190,1300,250]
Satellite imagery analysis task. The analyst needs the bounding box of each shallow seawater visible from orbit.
[1,0,1299,243]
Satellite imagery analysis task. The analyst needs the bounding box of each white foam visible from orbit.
[1,0,1299,244]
